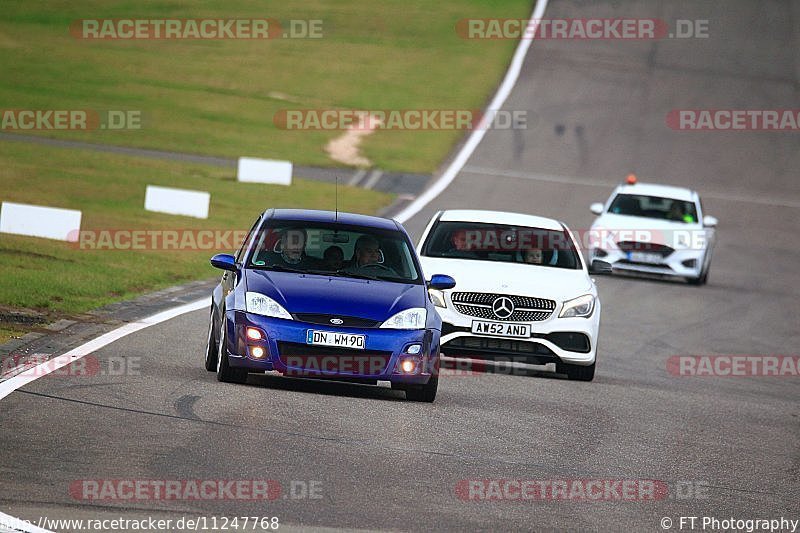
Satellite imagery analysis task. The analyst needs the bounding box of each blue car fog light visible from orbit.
[249,346,266,359]
[396,355,422,374]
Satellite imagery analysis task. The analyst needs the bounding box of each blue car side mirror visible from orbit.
[429,274,456,290]
[210,253,238,272]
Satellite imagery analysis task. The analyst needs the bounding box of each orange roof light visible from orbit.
[626,174,637,185]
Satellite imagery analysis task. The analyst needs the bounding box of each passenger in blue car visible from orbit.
[279,229,306,264]
[322,245,345,271]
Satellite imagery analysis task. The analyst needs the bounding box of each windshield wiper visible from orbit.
[303,269,347,277]
[335,270,381,281]
[255,264,306,274]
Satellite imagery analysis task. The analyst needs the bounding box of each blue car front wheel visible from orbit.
[204,308,218,372]
[402,356,439,402]
[216,315,249,384]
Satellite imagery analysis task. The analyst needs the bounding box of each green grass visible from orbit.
[0,142,392,316]
[0,326,25,345]
[0,0,530,173]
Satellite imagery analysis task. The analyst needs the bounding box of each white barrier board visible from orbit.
[237,157,292,185]
[0,202,82,242]
[144,185,210,219]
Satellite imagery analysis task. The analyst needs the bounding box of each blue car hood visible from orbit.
[244,270,425,321]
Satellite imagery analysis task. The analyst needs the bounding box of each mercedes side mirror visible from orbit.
[589,260,613,274]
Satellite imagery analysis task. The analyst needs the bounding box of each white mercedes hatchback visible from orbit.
[417,209,604,381]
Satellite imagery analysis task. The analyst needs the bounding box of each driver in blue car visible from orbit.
[351,235,398,276]
[354,235,381,266]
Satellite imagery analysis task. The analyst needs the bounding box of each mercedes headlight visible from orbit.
[428,289,447,308]
[380,308,427,329]
[245,292,293,320]
[559,294,595,318]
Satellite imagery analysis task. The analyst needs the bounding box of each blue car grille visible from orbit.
[292,313,381,328]
[277,342,392,375]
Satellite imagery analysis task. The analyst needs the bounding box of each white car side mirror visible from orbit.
[590,203,604,215]
[703,215,718,227]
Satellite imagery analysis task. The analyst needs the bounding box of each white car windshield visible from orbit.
[422,221,581,270]
[608,194,698,223]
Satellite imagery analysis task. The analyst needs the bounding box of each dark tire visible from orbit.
[405,375,438,402]
[404,357,439,402]
[687,267,709,285]
[558,362,596,382]
[216,317,248,384]
[204,310,218,371]
[687,253,711,285]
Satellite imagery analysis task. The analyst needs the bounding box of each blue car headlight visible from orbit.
[245,292,293,320]
[380,308,427,330]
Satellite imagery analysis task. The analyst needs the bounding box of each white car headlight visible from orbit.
[245,292,293,320]
[559,294,595,319]
[380,308,427,329]
[428,289,447,308]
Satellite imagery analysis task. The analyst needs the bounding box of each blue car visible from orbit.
[205,209,456,402]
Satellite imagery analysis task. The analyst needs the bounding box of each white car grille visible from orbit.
[451,292,555,322]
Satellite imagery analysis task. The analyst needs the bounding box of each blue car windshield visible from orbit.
[247,221,422,284]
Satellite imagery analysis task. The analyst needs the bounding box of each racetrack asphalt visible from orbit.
[1,1,798,531]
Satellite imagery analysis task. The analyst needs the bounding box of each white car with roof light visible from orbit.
[588,176,717,285]
[417,209,606,381]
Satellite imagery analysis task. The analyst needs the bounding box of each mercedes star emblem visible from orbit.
[491,297,515,319]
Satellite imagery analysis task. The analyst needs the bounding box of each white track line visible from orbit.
[0,298,209,402]
[0,513,53,533]
[0,297,210,533]
[394,0,550,223]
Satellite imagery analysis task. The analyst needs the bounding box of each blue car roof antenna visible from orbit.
[335,176,339,223]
